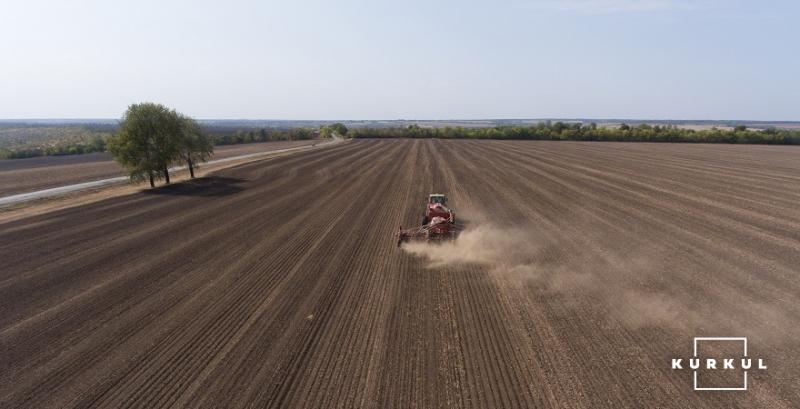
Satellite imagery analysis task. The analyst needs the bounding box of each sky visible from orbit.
[1,0,798,120]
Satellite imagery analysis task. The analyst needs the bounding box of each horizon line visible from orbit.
[1,118,799,123]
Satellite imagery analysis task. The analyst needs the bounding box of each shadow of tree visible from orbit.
[143,176,247,197]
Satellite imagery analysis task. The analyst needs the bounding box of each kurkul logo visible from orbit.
[672,337,766,391]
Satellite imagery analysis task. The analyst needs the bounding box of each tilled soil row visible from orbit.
[0,140,798,408]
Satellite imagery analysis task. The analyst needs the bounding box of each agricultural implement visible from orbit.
[397,194,458,247]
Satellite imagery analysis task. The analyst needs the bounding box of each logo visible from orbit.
[671,337,766,391]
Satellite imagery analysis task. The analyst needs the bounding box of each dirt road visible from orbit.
[1,140,798,408]
[0,140,318,197]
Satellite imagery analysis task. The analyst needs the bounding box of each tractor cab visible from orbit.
[424,194,454,225]
[429,194,447,205]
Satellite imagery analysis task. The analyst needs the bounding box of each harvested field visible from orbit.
[0,139,798,408]
[0,140,318,197]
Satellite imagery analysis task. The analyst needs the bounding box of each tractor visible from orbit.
[397,194,458,247]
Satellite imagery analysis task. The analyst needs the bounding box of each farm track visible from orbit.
[0,139,798,408]
[0,140,319,197]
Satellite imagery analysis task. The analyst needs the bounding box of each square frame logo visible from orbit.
[693,337,747,391]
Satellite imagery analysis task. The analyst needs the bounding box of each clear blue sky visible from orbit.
[1,0,798,120]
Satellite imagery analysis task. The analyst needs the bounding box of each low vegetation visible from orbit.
[3,120,797,161]
[0,122,322,160]
[0,124,113,159]
[319,123,348,139]
[206,127,316,145]
[350,122,800,144]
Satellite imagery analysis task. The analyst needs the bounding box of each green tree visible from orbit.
[108,102,183,187]
[321,123,348,138]
[320,125,333,138]
[290,128,313,140]
[330,122,348,137]
[179,115,214,178]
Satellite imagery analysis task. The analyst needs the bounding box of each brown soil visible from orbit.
[0,140,318,197]
[0,140,798,408]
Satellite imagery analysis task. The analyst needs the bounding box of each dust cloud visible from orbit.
[401,215,796,341]
[403,223,541,277]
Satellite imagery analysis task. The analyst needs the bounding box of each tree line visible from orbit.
[108,103,214,187]
[4,118,797,161]
[0,122,323,160]
[349,122,800,145]
[208,122,346,144]
[207,127,316,145]
[0,136,107,159]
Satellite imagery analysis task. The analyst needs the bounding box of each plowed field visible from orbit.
[1,139,798,408]
[0,140,318,197]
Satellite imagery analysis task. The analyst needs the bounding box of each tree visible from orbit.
[108,103,183,187]
[178,115,214,178]
[290,128,313,140]
[320,125,333,139]
[320,123,348,138]
[330,122,348,137]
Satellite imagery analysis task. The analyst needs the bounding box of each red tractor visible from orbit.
[397,194,458,246]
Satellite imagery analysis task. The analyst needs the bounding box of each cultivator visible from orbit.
[397,194,459,247]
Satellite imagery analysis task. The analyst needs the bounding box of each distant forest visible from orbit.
[351,122,800,144]
[2,120,799,159]
[0,124,316,159]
